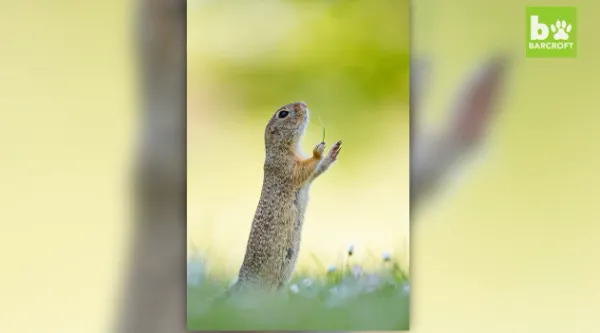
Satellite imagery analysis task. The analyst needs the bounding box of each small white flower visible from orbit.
[347,244,354,255]
[289,284,299,293]
[302,278,313,287]
[382,251,391,261]
[350,264,362,278]
[403,282,410,293]
[327,265,337,273]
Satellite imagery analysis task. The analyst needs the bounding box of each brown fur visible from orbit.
[235,101,342,292]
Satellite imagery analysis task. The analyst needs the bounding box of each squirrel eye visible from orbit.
[278,110,289,118]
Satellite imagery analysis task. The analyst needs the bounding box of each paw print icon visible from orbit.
[550,20,572,41]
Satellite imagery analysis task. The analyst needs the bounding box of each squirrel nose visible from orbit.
[292,101,307,112]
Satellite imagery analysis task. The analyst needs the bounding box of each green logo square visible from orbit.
[526,7,577,58]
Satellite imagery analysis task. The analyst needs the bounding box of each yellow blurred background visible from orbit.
[0,1,134,333]
[186,0,410,274]
[0,0,598,333]
[413,0,600,331]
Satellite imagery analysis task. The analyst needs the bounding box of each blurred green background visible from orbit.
[187,0,410,274]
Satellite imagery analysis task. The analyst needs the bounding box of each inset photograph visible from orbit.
[187,0,409,330]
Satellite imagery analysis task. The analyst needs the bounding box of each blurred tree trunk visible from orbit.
[115,0,186,332]
[115,0,348,332]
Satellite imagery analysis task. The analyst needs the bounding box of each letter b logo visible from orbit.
[530,15,549,40]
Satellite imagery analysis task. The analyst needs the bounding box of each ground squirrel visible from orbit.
[233,101,342,292]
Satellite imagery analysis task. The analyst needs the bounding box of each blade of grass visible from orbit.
[316,115,326,142]
[310,253,325,272]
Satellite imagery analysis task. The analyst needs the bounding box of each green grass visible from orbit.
[187,252,410,330]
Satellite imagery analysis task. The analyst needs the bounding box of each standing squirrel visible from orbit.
[234,101,342,292]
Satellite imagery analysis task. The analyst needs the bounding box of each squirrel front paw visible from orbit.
[313,142,326,159]
[326,140,342,161]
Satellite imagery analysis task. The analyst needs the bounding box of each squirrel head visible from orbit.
[264,101,309,149]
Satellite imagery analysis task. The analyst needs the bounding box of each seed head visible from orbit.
[289,284,299,294]
[347,244,354,256]
[382,251,391,262]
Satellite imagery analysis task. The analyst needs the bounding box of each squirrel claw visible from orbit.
[328,140,342,160]
[313,142,326,158]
